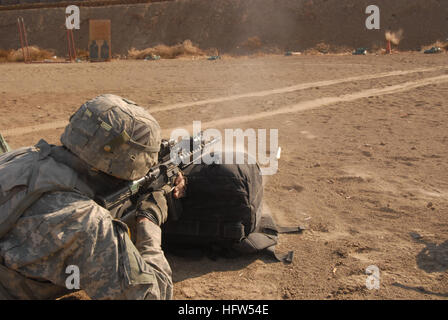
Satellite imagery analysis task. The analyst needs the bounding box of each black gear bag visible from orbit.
[162,153,303,263]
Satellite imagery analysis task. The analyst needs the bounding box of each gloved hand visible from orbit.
[136,191,168,226]
[173,171,186,199]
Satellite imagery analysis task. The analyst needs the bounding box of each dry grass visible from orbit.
[234,37,285,56]
[0,46,55,62]
[242,36,263,51]
[127,40,205,59]
[76,49,89,60]
[0,49,11,62]
[303,42,352,55]
[205,47,220,56]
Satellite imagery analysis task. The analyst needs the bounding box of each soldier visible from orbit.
[0,94,185,300]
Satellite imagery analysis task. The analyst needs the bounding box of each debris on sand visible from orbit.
[422,41,448,54]
[352,48,367,55]
[144,54,161,60]
[285,51,301,56]
[424,47,443,54]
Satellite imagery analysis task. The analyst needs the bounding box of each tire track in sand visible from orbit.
[162,74,448,134]
[150,66,447,113]
[2,66,447,137]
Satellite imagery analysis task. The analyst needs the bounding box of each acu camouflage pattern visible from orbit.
[61,94,161,181]
[0,141,94,239]
[0,113,172,299]
[0,192,172,300]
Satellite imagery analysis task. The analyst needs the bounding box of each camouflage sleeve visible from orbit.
[0,191,173,300]
[134,220,173,299]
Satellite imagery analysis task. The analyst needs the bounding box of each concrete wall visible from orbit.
[0,0,89,5]
[0,0,447,56]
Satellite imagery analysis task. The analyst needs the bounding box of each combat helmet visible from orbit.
[61,94,161,180]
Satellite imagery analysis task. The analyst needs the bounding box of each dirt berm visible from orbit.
[0,0,447,56]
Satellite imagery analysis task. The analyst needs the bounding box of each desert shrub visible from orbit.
[76,49,89,60]
[127,40,205,59]
[0,49,11,62]
[3,46,54,62]
[242,36,263,51]
[303,42,352,55]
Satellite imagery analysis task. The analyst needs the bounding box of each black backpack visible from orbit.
[162,153,303,263]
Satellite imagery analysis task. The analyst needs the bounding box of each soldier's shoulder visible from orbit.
[26,191,108,220]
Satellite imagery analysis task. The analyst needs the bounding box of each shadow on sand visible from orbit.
[410,232,448,273]
[391,233,448,298]
[392,283,448,298]
[165,248,279,283]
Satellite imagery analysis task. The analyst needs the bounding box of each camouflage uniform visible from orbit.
[0,95,173,300]
[0,191,172,300]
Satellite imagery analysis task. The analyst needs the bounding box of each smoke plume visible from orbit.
[385,29,404,45]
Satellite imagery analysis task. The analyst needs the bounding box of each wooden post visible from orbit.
[17,17,31,63]
[386,40,392,54]
[66,29,77,62]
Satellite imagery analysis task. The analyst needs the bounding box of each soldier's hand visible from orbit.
[173,172,186,199]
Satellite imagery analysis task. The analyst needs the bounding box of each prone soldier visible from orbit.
[0,94,185,300]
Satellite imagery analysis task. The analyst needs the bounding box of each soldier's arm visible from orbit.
[134,218,173,298]
[0,191,172,300]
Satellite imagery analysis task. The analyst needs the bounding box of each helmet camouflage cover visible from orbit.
[61,94,161,180]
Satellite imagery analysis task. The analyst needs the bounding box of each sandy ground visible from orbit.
[1,53,447,300]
